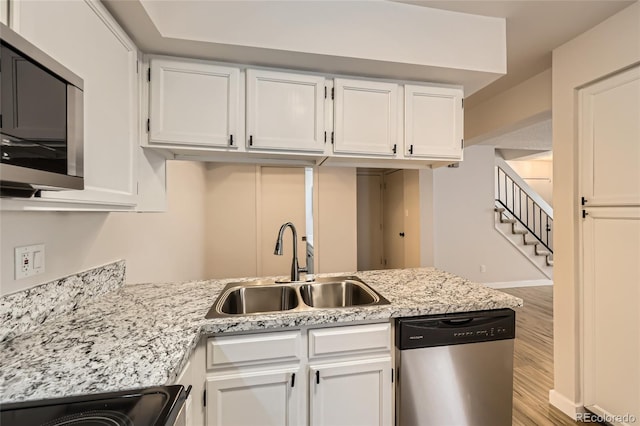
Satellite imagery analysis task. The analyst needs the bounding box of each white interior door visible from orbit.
[582,207,640,421]
[259,167,307,277]
[383,171,405,269]
[580,66,640,206]
[356,173,384,271]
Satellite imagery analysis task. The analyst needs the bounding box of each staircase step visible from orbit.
[500,218,517,224]
[523,239,538,245]
[546,257,554,266]
[512,229,528,235]
[536,248,551,256]
[494,207,505,213]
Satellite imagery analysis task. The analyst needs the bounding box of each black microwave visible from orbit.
[0,22,84,198]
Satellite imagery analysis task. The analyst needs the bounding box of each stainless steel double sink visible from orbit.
[205,276,390,318]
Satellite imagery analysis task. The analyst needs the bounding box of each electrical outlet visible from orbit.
[15,244,45,280]
[480,264,487,273]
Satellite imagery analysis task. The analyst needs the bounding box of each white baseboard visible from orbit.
[484,279,553,289]
[549,389,587,420]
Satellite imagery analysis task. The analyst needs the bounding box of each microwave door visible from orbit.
[1,43,68,174]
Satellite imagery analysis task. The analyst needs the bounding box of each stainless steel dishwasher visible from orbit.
[395,309,516,426]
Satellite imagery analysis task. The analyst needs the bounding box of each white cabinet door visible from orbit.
[334,78,398,156]
[149,57,240,149]
[14,0,139,206]
[580,66,640,206]
[206,369,302,426]
[246,69,325,152]
[404,84,463,159]
[582,207,640,421]
[309,357,392,426]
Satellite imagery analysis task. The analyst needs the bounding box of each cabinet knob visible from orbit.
[399,232,405,237]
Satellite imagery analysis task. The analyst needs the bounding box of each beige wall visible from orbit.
[205,165,358,278]
[204,164,258,279]
[0,161,208,295]
[403,170,421,267]
[466,68,551,144]
[552,1,640,413]
[317,167,358,274]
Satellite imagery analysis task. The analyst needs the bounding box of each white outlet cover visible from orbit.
[15,244,45,280]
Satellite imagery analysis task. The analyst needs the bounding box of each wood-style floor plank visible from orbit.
[501,286,587,426]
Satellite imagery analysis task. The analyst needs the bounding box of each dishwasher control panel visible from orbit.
[396,308,516,349]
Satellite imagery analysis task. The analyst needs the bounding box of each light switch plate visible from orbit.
[15,244,45,280]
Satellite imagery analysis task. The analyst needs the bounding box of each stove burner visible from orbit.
[40,410,134,426]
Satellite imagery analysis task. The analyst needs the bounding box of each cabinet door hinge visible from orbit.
[324,131,327,143]
[249,135,253,146]
[291,373,296,388]
[229,134,234,146]
[331,131,334,144]
[136,61,139,74]
[461,98,464,109]
[391,368,394,383]
[136,182,139,195]
[146,119,150,133]
[203,389,207,407]
[392,144,397,154]
[324,86,327,99]
[147,68,151,82]
[461,139,464,149]
[408,144,414,155]
[331,87,335,100]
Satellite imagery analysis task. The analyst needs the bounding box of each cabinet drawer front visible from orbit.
[207,331,301,368]
[309,323,391,358]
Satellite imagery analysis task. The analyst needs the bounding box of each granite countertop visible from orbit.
[0,267,522,404]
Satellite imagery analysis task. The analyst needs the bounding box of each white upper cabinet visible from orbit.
[12,0,139,207]
[246,69,326,152]
[148,57,241,149]
[333,78,399,156]
[404,84,464,159]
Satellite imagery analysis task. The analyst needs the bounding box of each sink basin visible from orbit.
[218,285,298,315]
[299,280,377,308]
[205,276,389,318]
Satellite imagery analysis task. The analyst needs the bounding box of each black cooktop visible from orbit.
[0,385,186,426]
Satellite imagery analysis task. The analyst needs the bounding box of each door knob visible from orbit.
[399,232,405,237]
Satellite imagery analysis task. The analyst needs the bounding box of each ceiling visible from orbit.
[103,0,634,108]
[396,0,635,108]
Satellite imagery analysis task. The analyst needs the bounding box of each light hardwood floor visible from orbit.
[501,286,587,426]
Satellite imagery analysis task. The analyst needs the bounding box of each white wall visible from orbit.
[0,161,207,296]
[432,145,547,284]
[551,1,640,414]
[507,159,554,206]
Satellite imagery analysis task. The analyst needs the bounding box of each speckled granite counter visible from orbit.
[0,265,522,404]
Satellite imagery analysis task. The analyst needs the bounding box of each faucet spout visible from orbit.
[274,222,307,282]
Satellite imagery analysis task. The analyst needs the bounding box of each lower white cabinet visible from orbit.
[309,358,392,426]
[199,322,392,426]
[206,368,302,426]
